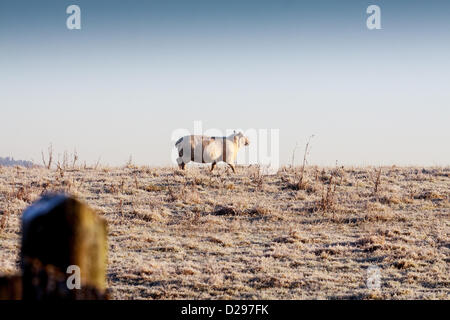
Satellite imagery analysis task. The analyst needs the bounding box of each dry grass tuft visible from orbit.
[213,205,239,216]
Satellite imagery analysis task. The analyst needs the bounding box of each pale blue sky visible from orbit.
[1,1,449,166]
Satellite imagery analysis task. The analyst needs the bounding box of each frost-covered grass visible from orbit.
[0,165,448,299]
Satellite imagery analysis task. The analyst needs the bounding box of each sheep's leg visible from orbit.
[227,163,236,173]
[210,162,216,172]
[177,156,186,170]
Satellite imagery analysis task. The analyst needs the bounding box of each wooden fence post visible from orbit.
[0,194,108,300]
[0,275,22,300]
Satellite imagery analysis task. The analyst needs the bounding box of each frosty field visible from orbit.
[0,165,448,299]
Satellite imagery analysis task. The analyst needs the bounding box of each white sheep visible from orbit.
[175,132,250,172]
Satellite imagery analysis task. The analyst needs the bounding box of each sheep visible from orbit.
[175,132,250,172]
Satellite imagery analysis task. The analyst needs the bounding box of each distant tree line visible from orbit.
[0,156,34,167]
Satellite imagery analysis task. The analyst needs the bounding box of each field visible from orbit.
[0,164,449,299]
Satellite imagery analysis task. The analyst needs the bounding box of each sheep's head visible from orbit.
[232,132,250,147]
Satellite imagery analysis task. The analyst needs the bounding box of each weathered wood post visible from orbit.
[0,194,108,300]
[0,275,22,300]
